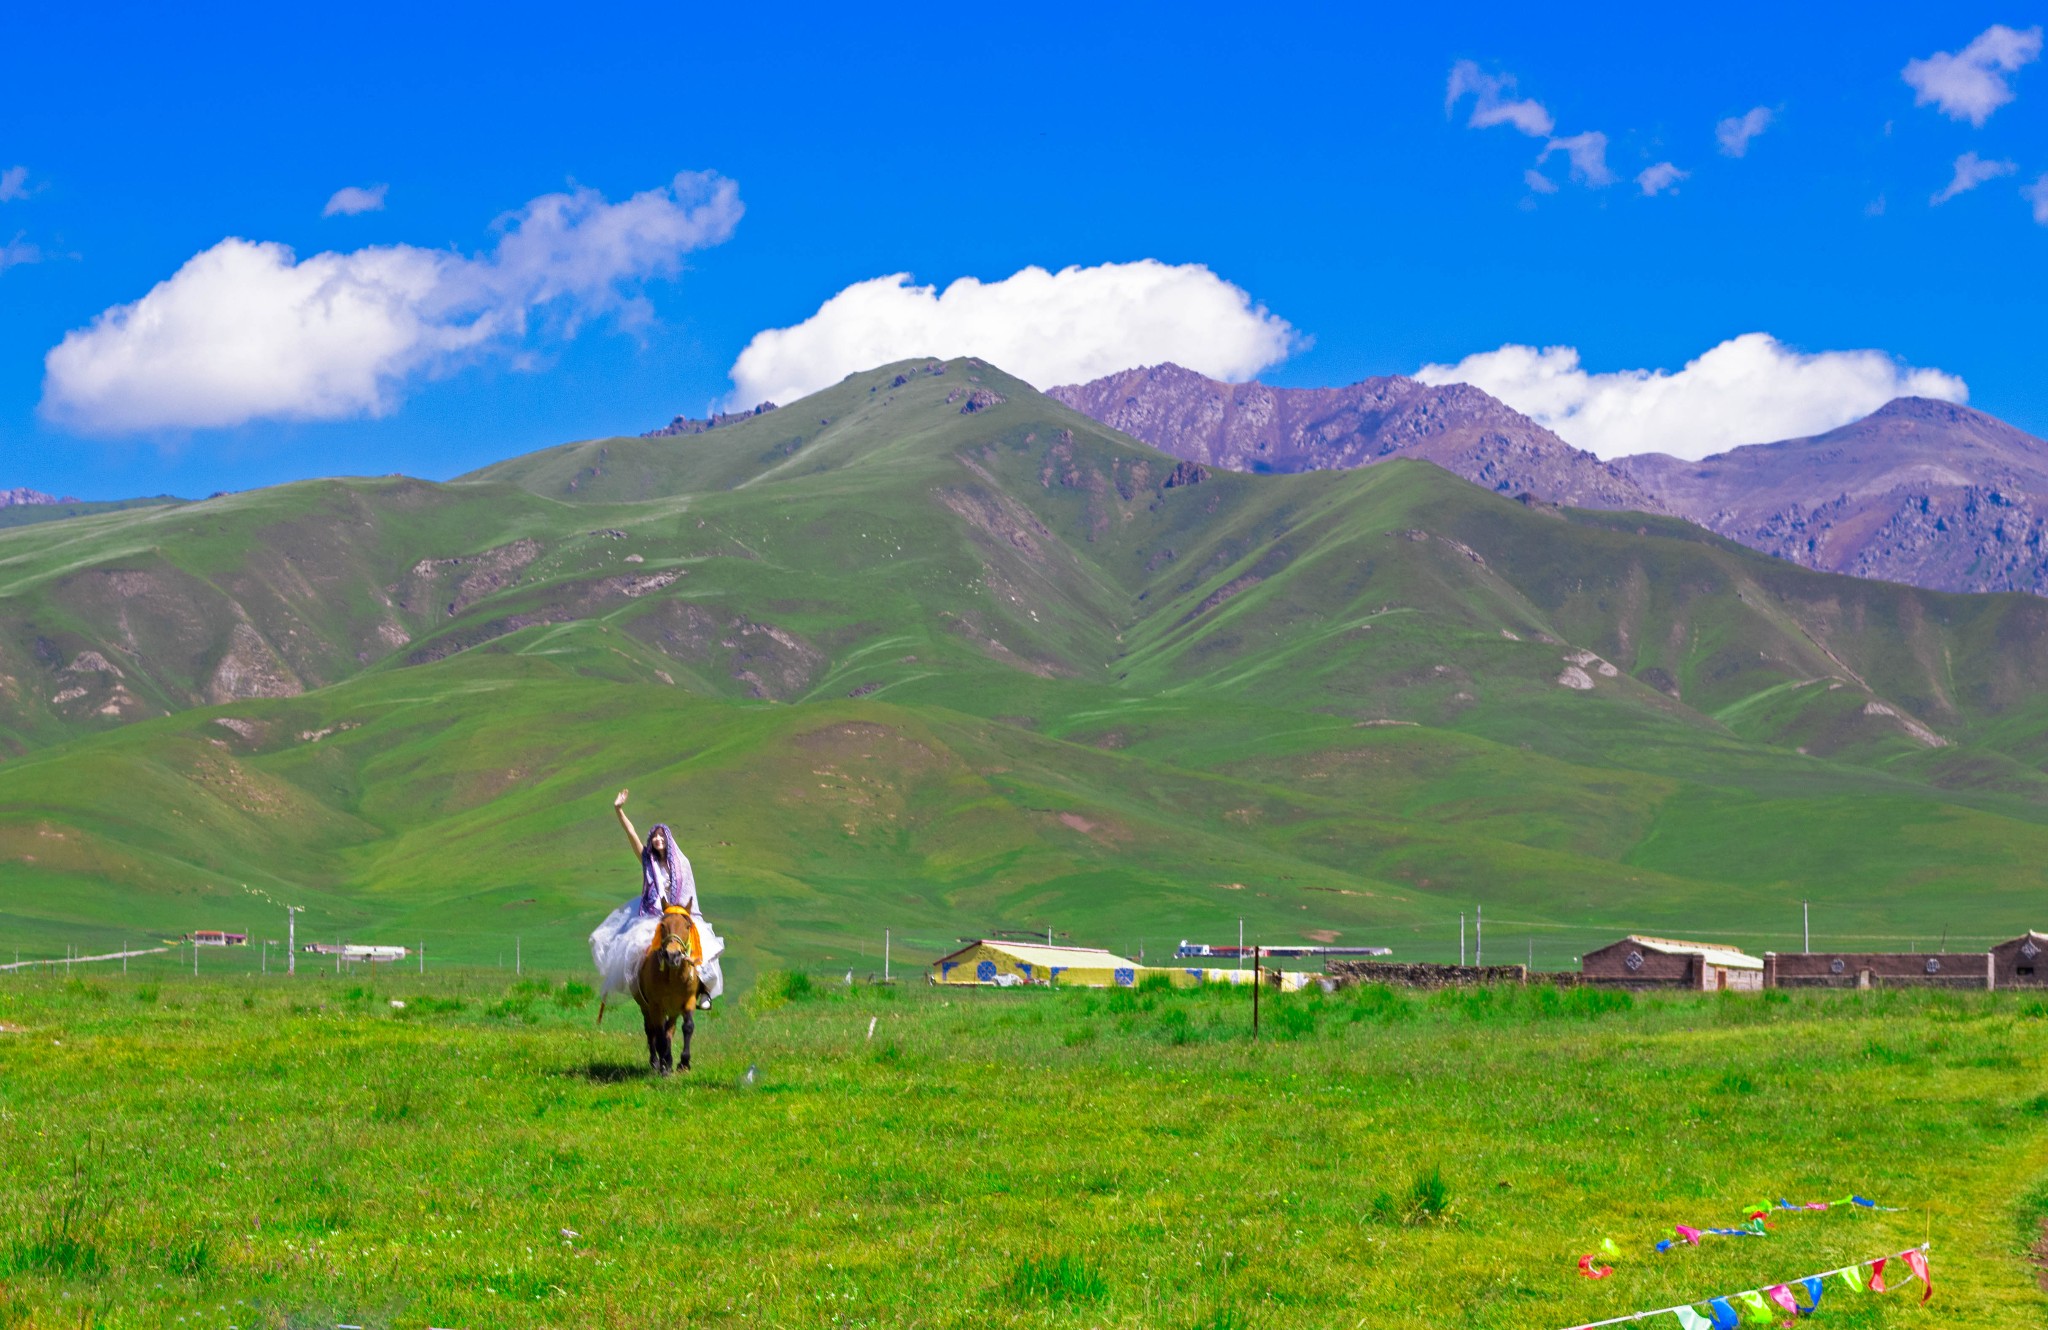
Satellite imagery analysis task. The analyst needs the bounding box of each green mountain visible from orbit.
[3,358,2046,975]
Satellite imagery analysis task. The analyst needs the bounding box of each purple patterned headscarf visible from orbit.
[640,823,685,915]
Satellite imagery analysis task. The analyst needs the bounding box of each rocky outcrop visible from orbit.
[1617,398,2048,595]
[0,487,73,507]
[643,401,779,437]
[1050,363,1663,512]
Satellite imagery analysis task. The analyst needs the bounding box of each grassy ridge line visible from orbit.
[0,973,2042,1327]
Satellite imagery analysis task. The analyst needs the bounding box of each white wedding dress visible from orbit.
[589,852,726,1005]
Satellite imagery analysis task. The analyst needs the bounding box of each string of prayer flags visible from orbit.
[1650,1193,1885,1253]
[1558,1243,1931,1330]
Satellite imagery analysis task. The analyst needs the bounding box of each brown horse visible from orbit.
[632,906,702,1075]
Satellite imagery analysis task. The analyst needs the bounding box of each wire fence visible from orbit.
[4,911,2034,985]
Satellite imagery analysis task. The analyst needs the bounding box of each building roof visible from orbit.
[1615,935,1764,969]
[932,939,1138,969]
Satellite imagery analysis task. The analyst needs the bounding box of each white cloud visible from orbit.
[323,183,388,217]
[1636,162,1688,196]
[1445,60,1555,137]
[2027,173,2048,224]
[1902,24,2042,125]
[1523,169,1559,195]
[726,261,1298,409]
[0,166,28,202]
[1932,151,2018,204]
[43,170,742,434]
[0,235,39,272]
[1715,106,1774,157]
[1416,332,1968,460]
[1540,132,1615,187]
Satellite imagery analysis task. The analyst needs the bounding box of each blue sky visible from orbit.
[1,2,2043,497]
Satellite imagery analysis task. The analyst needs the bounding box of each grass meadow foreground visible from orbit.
[1,968,2045,1329]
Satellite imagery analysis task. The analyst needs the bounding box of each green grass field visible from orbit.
[2,967,2043,1328]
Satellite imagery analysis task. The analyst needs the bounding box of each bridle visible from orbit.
[656,906,699,973]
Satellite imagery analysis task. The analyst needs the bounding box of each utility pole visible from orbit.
[123,940,127,976]
[1238,918,1244,973]
[516,937,521,977]
[1460,913,1466,966]
[286,906,302,977]
[419,941,425,976]
[1803,900,1810,954]
[1251,945,1261,1041]
[1476,906,1483,967]
[884,929,891,983]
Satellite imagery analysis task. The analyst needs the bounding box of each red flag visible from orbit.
[1903,1248,1932,1303]
[1577,1253,1613,1279]
[1870,1257,1888,1293]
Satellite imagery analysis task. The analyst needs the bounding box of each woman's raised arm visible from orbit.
[613,789,643,857]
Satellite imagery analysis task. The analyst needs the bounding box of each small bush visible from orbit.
[1717,1071,1758,1096]
[1267,1000,1317,1041]
[752,970,815,1009]
[161,1234,211,1277]
[1062,1022,1097,1047]
[554,980,593,1009]
[1369,1165,1456,1226]
[1155,1006,1192,1045]
[1004,1253,1107,1306]
[396,995,466,1017]
[1,1236,103,1278]
[1137,972,1175,994]
[133,985,159,1004]
[1344,982,1414,1024]
[1187,1309,1250,1330]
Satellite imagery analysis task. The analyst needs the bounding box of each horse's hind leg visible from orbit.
[679,1009,695,1072]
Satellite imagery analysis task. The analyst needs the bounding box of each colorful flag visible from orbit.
[1903,1247,1933,1302]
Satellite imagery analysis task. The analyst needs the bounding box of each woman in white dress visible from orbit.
[588,789,725,1007]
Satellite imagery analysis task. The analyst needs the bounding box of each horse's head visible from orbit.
[656,907,696,974]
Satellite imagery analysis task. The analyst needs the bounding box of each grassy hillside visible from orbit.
[2,972,2042,1327]
[1,359,2047,969]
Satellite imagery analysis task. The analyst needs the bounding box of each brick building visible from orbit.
[1991,931,2048,989]
[1763,951,1990,990]
[1580,936,1764,991]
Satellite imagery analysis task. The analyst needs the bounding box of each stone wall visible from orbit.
[1326,960,1529,989]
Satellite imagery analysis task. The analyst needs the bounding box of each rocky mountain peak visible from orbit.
[1049,364,1663,513]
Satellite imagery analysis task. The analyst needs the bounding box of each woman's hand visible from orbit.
[614,789,629,809]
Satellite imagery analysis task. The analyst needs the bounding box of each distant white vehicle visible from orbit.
[301,943,409,962]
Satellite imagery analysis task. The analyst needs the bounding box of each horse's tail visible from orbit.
[596,996,607,1027]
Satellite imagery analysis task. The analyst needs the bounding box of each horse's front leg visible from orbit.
[643,1014,663,1074]
[679,1005,695,1072]
[659,1014,677,1076]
